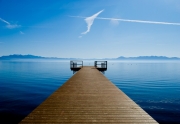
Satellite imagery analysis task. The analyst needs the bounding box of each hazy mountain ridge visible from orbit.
[117,56,180,60]
[0,54,45,59]
[0,54,180,60]
[0,54,75,60]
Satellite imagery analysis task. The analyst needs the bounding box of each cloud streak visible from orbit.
[6,24,21,29]
[81,10,104,34]
[0,17,21,29]
[96,17,180,26]
[0,18,10,25]
[110,19,119,26]
[20,31,25,34]
[71,11,180,35]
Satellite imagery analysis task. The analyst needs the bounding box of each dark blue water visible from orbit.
[0,60,180,124]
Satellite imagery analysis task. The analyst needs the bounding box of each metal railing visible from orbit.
[94,61,107,68]
[70,60,107,73]
[70,60,83,70]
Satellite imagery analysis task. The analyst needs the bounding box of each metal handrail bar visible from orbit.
[94,61,107,68]
[70,61,83,68]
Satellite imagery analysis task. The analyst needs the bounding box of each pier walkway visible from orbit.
[19,66,158,124]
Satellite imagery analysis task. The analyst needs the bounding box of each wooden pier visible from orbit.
[19,66,158,124]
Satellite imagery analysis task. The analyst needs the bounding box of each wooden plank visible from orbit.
[19,66,158,124]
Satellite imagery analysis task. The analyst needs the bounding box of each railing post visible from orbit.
[70,61,83,72]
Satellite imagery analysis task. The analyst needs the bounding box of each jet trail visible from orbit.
[70,10,180,36]
[96,17,180,26]
[70,16,180,26]
[81,10,104,34]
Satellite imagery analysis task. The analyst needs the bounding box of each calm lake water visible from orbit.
[0,60,180,124]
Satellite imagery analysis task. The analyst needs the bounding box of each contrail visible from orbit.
[0,18,10,25]
[96,17,180,26]
[81,10,104,34]
[71,16,180,26]
[0,17,20,29]
[70,10,180,36]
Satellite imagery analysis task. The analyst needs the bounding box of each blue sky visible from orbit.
[0,0,180,58]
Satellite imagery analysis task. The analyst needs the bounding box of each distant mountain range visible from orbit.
[0,54,76,60]
[117,56,180,60]
[0,54,45,59]
[0,54,180,60]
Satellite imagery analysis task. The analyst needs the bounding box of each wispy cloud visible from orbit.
[6,24,21,29]
[81,10,104,34]
[110,19,119,26]
[96,17,180,26]
[0,17,21,29]
[71,10,180,35]
[0,18,10,25]
[78,36,82,38]
[20,31,25,34]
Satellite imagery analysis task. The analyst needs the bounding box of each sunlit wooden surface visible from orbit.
[19,66,158,124]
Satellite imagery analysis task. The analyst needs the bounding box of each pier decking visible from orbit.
[19,66,158,124]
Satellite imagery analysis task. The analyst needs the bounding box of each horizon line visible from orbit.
[0,54,180,59]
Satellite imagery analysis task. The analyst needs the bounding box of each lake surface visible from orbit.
[0,60,180,124]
